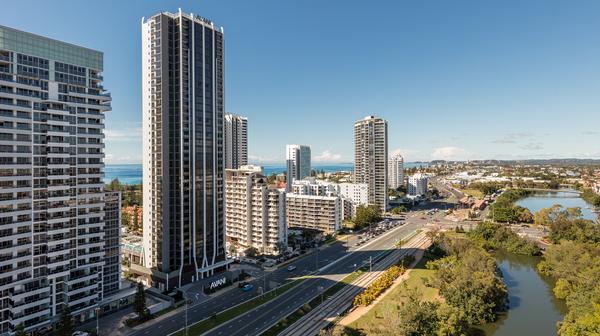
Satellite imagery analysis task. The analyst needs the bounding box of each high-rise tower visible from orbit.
[354,116,388,211]
[285,144,311,191]
[224,113,248,169]
[388,153,404,190]
[142,10,227,291]
[0,25,113,333]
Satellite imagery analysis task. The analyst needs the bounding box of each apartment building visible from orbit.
[354,116,388,212]
[224,113,248,169]
[225,165,286,254]
[388,153,404,189]
[408,173,429,196]
[286,194,340,234]
[142,11,228,291]
[0,25,112,333]
[337,183,369,206]
[103,191,121,297]
[286,144,311,191]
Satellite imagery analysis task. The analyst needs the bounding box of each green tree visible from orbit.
[134,282,148,319]
[394,288,440,336]
[245,247,258,257]
[354,205,382,229]
[14,324,26,336]
[56,305,74,336]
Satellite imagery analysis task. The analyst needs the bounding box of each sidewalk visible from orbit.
[337,242,428,326]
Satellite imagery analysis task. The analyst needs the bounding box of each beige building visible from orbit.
[225,165,287,254]
[286,194,341,234]
[354,116,388,212]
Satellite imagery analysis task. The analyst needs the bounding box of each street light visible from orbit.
[317,286,324,305]
[94,307,100,336]
[185,299,192,336]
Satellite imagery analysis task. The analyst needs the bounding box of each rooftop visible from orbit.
[0,25,103,70]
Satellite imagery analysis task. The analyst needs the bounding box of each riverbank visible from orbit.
[477,252,566,336]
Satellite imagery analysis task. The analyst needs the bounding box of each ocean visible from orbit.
[104,162,430,184]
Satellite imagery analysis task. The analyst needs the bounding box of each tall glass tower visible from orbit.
[142,10,227,291]
[0,25,114,333]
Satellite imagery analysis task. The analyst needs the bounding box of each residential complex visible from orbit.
[0,25,113,333]
[354,116,388,212]
[224,113,248,169]
[286,144,311,191]
[337,183,369,207]
[285,178,349,233]
[408,173,429,196]
[225,165,286,254]
[103,191,122,297]
[141,11,228,291]
[388,153,404,189]
[286,194,341,234]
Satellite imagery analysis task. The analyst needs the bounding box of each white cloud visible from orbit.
[314,150,344,163]
[248,154,283,164]
[105,153,142,164]
[105,123,142,142]
[519,142,544,151]
[390,148,421,161]
[430,147,469,161]
[492,132,533,144]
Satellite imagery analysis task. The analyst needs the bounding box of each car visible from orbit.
[287,265,297,272]
[241,284,254,292]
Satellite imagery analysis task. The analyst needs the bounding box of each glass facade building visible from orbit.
[141,11,228,291]
[0,25,115,334]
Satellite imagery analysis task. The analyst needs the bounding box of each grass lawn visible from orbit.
[346,253,440,335]
[173,279,302,336]
[462,188,484,199]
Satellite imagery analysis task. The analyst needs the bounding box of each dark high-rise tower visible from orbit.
[142,10,226,290]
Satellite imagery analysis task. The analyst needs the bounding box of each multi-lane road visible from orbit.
[202,220,424,336]
[279,234,430,336]
[127,216,430,336]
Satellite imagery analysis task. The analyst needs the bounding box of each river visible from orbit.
[515,189,597,222]
[478,189,597,335]
[477,252,567,336]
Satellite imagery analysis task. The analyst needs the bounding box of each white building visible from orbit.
[0,25,115,333]
[286,194,341,234]
[224,113,248,169]
[225,166,286,254]
[338,183,369,207]
[354,116,388,211]
[142,11,228,291]
[408,173,429,196]
[388,154,404,189]
[286,144,311,191]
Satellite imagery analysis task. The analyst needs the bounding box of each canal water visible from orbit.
[477,252,567,336]
[515,189,597,221]
[478,190,596,335]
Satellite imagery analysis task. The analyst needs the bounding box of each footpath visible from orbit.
[337,242,428,326]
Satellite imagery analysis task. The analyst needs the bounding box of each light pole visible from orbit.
[185,299,192,336]
[315,247,319,270]
[317,286,324,305]
[95,307,100,336]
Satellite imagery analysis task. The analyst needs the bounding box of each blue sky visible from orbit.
[2,0,600,163]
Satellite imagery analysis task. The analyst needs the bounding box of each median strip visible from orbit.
[170,279,303,336]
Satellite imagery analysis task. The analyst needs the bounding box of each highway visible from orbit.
[280,234,430,336]
[202,220,424,336]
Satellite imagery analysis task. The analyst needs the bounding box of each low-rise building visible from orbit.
[286,194,341,234]
[408,173,429,196]
[337,183,369,207]
[225,165,287,254]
